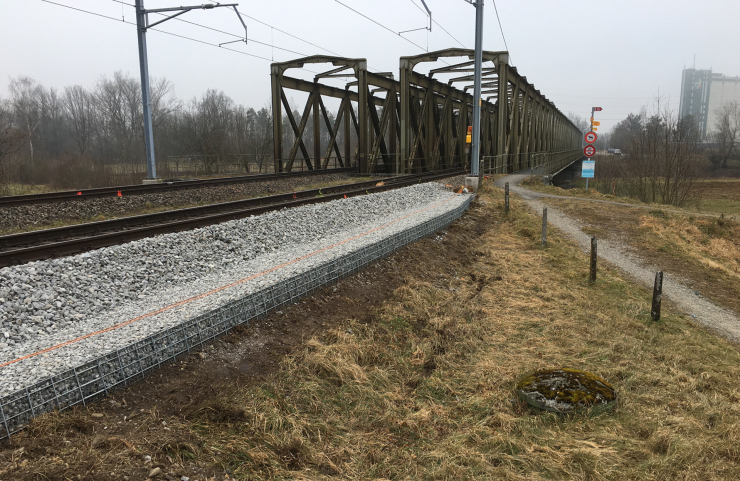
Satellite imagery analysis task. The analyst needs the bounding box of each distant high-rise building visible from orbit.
[679,68,740,138]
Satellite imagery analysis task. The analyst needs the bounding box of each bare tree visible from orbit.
[567,112,589,133]
[0,98,25,192]
[8,76,43,163]
[183,89,234,173]
[63,85,97,156]
[95,71,145,169]
[707,101,739,169]
[622,110,703,206]
[38,87,67,159]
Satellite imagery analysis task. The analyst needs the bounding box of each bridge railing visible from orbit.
[481,149,583,176]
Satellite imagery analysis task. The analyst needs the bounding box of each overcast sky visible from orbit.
[2,0,740,133]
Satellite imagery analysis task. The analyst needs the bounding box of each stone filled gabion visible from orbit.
[0,183,471,439]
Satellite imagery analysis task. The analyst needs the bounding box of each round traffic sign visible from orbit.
[584,132,598,144]
[584,145,596,157]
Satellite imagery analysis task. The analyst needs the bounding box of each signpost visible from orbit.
[584,109,601,189]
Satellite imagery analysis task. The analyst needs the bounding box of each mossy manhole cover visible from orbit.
[517,368,617,414]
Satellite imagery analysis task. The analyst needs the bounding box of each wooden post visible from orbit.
[651,271,663,321]
[589,237,597,284]
[541,207,547,247]
[505,182,510,213]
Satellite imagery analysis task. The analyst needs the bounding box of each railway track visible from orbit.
[0,167,355,207]
[0,169,465,267]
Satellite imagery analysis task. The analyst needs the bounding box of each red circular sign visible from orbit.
[584,145,596,157]
[584,132,598,144]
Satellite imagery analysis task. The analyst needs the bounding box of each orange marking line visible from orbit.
[0,194,460,369]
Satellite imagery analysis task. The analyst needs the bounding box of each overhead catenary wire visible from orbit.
[332,0,429,53]
[41,0,332,75]
[204,0,344,58]
[409,0,466,49]
[202,0,390,73]
[110,0,311,58]
[491,0,512,65]
[549,93,656,100]
[43,0,273,61]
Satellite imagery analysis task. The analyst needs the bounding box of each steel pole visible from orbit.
[470,0,484,177]
[135,0,157,180]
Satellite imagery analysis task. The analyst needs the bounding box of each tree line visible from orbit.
[567,101,739,207]
[0,73,352,194]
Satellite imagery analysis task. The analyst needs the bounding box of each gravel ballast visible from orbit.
[0,182,471,400]
[0,173,352,233]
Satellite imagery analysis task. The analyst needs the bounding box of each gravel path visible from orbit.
[0,182,471,396]
[496,170,740,343]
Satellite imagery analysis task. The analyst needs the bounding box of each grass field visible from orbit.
[4,182,740,480]
[523,176,740,315]
[522,177,740,216]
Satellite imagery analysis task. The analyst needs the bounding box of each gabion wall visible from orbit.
[0,198,471,440]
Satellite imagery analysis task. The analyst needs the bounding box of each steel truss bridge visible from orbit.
[271,48,583,176]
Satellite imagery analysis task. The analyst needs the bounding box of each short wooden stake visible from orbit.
[541,207,548,247]
[589,237,597,284]
[505,182,510,213]
[651,271,663,321]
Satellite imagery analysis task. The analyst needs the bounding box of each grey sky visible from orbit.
[2,0,739,133]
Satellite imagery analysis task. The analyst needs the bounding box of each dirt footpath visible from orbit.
[496,170,740,343]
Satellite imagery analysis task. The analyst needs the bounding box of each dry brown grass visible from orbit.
[638,212,740,280]
[165,184,740,479]
[523,177,740,216]
[541,196,740,315]
[5,182,740,480]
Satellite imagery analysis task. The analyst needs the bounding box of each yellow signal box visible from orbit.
[466,126,472,144]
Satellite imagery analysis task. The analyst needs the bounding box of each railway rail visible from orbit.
[0,167,355,207]
[0,169,465,267]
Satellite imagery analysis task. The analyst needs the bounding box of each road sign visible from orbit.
[592,121,600,126]
[584,145,596,157]
[593,107,603,111]
[582,160,595,178]
[584,132,598,144]
[592,127,598,131]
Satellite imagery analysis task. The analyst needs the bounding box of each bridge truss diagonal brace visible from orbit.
[271,56,371,173]
[271,49,584,176]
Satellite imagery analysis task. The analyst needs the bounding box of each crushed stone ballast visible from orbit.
[0,182,472,439]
